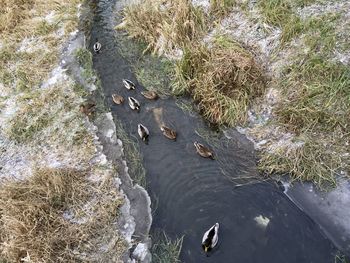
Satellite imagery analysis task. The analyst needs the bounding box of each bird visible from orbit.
[194,142,214,159]
[128,97,140,112]
[112,94,124,104]
[123,79,136,90]
[202,223,219,254]
[141,90,158,100]
[93,38,101,53]
[137,123,149,143]
[160,125,176,140]
[79,102,96,116]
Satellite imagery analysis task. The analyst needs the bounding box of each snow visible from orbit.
[44,11,56,24]
[17,37,47,53]
[191,0,210,12]
[41,66,69,89]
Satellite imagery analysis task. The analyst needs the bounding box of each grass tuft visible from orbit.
[174,37,266,125]
[0,168,124,262]
[118,0,206,55]
[258,135,345,187]
[152,231,183,263]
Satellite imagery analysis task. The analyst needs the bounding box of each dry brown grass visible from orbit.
[117,0,206,55]
[0,0,81,92]
[174,37,266,125]
[0,168,125,262]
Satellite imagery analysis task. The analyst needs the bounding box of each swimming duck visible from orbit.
[93,38,101,53]
[79,102,96,116]
[141,90,158,100]
[160,125,176,140]
[202,223,219,254]
[194,141,214,159]
[123,79,136,90]
[112,94,124,104]
[137,123,149,142]
[128,96,140,112]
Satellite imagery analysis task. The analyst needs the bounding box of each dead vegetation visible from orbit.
[117,0,206,55]
[118,0,266,126]
[0,168,125,262]
[0,0,129,261]
[174,38,266,125]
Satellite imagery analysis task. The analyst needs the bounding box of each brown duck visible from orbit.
[141,90,158,100]
[79,102,96,116]
[112,94,124,104]
[194,142,214,159]
[160,125,176,140]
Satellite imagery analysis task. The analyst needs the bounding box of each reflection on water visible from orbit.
[90,0,338,262]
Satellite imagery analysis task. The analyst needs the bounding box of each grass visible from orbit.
[119,1,266,126]
[335,252,350,263]
[115,121,147,187]
[173,37,266,126]
[258,135,344,187]
[151,231,184,263]
[117,0,206,55]
[76,48,96,83]
[118,0,349,186]
[0,0,81,93]
[0,168,125,262]
[210,0,237,17]
[258,0,327,42]
[257,4,350,187]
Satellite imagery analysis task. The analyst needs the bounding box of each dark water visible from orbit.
[89,0,339,262]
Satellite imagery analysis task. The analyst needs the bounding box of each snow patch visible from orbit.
[44,11,56,24]
[41,67,69,89]
[296,1,350,19]
[191,0,210,12]
[132,243,152,262]
[17,37,47,54]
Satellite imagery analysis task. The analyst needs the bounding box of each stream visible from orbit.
[89,0,341,262]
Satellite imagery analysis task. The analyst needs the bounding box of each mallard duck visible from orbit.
[79,102,96,116]
[137,123,149,142]
[160,125,176,140]
[123,79,135,90]
[128,96,140,112]
[112,94,124,104]
[141,90,158,100]
[202,223,219,254]
[194,141,214,159]
[93,38,101,53]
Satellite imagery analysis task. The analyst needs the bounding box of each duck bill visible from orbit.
[204,246,208,252]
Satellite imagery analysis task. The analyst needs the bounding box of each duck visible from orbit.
[123,79,136,90]
[79,102,96,116]
[202,223,219,254]
[93,38,101,53]
[141,90,158,100]
[112,94,124,104]
[137,123,149,142]
[160,125,176,140]
[194,141,214,159]
[128,96,140,112]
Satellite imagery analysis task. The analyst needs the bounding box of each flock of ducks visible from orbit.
[112,77,215,161]
[93,39,219,255]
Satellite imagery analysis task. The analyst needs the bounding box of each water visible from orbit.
[89,0,339,261]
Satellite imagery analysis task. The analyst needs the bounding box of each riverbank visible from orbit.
[117,0,349,188]
[0,0,151,261]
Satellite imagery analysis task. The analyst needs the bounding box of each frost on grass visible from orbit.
[0,0,129,261]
